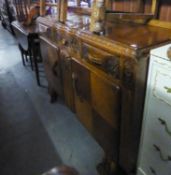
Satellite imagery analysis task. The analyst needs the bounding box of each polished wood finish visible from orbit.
[90,0,105,33]
[61,49,75,111]
[151,0,159,17]
[112,0,171,22]
[148,19,171,29]
[106,13,153,24]
[36,3,171,174]
[40,35,63,102]
[60,0,68,23]
[40,0,46,16]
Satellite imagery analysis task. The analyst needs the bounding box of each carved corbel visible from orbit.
[40,0,46,16]
[90,0,105,34]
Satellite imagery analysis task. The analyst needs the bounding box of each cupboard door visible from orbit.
[91,73,121,129]
[91,72,121,159]
[40,36,63,97]
[72,60,93,132]
[60,49,75,111]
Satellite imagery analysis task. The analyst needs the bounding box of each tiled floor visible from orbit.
[0,23,104,175]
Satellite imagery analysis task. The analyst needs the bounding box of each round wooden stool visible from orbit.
[42,165,79,175]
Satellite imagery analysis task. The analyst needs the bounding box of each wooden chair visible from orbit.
[12,20,42,86]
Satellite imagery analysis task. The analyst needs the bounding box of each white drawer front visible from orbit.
[137,55,171,175]
[39,24,48,33]
[152,66,171,107]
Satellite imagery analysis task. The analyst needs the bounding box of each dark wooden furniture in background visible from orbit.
[0,0,15,34]
[12,21,42,86]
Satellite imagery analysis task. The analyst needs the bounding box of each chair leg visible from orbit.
[21,50,25,66]
[29,50,34,71]
[25,54,28,62]
[33,53,40,86]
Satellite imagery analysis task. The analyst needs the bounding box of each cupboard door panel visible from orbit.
[75,95,93,132]
[40,36,63,97]
[72,60,93,132]
[72,60,91,102]
[61,50,75,111]
[91,73,121,129]
[92,110,119,160]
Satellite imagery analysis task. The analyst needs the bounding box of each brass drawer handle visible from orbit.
[158,118,171,136]
[72,73,79,95]
[153,144,171,162]
[52,61,59,77]
[64,57,71,69]
[72,72,84,101]
[88,54,104,65]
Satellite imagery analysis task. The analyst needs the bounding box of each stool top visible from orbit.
[42,166,79,175]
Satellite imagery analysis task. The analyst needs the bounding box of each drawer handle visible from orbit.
[150,167,157,175]
[158,118,171,136]
[64,57,71,70]
[88,54,104,65]
[153,144,171,162]
[72,73,83,100]
[52,61,59,77]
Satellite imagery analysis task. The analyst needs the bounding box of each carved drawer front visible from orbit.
[60,49,75,112]
[38,23,48,33]
[40,36,59,66]
[68,36,81,57]
[82,43,120,78]
[56,29,67,46]
[72,60,93,132]
[137,51,171,175]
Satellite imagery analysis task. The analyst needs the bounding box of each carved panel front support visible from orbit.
[119,55,149,173]
[40,0,46,16]
[90,0,105,33]
[59,0,68,23]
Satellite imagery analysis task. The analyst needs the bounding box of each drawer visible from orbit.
[72,60,91,102]
[38,23,48,33]
[40,35,59,67]
[151,64,171,108]
[82,43,120,78]
[148,56,171,133]
[138,55,171,175]
[138,135,171,175]
[55,29,70,47]
[138,114,171,175]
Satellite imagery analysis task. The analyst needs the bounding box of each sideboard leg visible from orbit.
[97,157,117,175]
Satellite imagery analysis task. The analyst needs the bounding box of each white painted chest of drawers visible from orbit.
[137,44,171,175]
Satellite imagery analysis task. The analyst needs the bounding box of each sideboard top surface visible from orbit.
[37,12,171,57]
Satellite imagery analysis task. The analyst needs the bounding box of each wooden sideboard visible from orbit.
[36,13,171,174]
